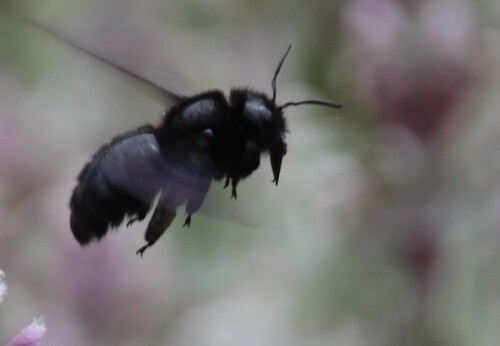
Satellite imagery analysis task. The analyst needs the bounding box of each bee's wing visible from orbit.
[23,17,185,104]
[97,130,219,214]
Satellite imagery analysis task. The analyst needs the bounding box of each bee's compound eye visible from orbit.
[244,99,272,122]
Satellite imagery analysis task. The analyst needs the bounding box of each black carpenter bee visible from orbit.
[28,20,342,256]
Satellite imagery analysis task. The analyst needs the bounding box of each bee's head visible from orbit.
[229,45,343,185]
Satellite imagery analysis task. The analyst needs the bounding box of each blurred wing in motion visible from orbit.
[70,126,220,249]
[98,131,218,212]
[22,17,186,104]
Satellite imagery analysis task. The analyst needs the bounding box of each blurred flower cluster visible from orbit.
[342,0,476,282]
[344,0,475,140]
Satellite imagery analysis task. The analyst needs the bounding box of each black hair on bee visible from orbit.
[27,20,342,256]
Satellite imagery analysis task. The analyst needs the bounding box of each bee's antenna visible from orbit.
[280,99,343,110]
[271,45,343,110]
[271,45,292,103]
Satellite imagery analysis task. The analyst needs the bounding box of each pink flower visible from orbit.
[344,0,476,140]
[7,317,46,346]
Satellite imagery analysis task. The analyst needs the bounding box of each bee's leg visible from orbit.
[183,179,211,229]
[183,214,192,227]
[126,205,149,227]
[223,176,230,189]
[223,176,239,199]
[136,206,176,257]
[231,178,239,200]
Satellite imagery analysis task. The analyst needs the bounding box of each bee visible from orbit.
[28,20,342,256]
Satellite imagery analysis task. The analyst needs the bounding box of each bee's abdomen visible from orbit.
[69,160,147,245]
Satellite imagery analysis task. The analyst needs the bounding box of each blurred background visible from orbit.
[0,0,498,345]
